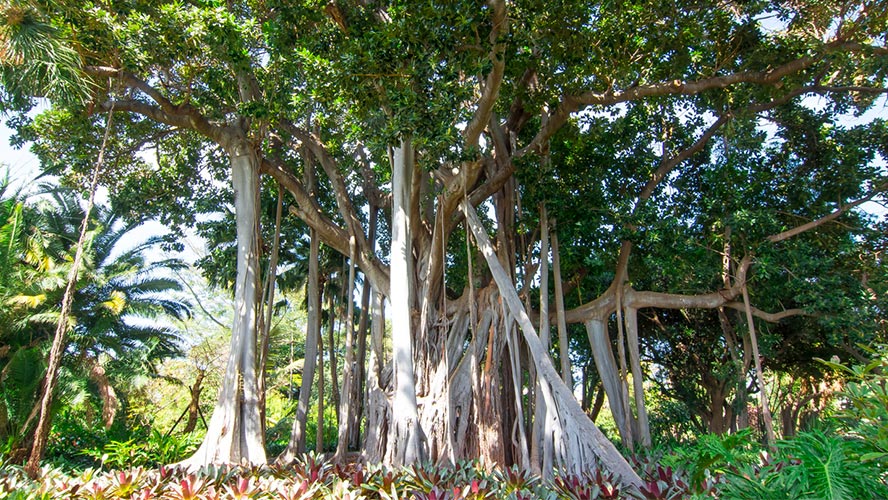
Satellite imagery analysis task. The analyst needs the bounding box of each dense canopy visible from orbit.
[1,0,887,491]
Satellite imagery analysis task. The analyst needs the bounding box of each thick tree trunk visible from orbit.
[182,146,266,467]
[463,201,642,490]
[584,318,633,447]
[387,138,426,466]
[705,380,731,434]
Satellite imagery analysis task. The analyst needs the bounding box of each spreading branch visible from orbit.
[516,41,883,158]
[86,66,228,145]
[766,181,888,243]
[463,0,507,149]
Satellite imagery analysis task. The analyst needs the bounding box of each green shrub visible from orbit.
[83,429,201,469]
[819,346,888,466]
[660,428,757,490]
[721,430,888,500]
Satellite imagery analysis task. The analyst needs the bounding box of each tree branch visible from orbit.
[87,66,231,144]
[564,256,753,323]
[516,41,882,158]
[279,121,373,253]
[463,0,507,149]
[724,302,807,322]
[766,182,888,243]
[261,143,391,297]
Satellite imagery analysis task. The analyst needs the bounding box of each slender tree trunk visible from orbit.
[584,318,633,446]
[335,237,357,460]
[506,321,530,468]
[387,138,426,466]
[624,307,651,447]
[350,206,377,450]
[278,140,323,464]
[327,280,340,424]
[184,371,205,434]
[742,283,776,448]
[363,288,388,463]
[614,303,634,451]
[538,206,551,349]
[25,106,114,479]
[531,204,551,474]
[183,145,266,467]
[590,384,606,422]
[258,185,283,435]
[316,319,325,453]
[88,359,118,430]
[550,222,572,386]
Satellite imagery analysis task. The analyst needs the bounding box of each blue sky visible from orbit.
[1,122,42,192]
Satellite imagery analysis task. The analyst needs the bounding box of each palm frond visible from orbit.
[0,346,45,431]
[0,2,90,104]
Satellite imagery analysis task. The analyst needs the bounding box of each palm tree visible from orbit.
[0,184,191,461]
[0,0,89,105]
[66,203,190,428]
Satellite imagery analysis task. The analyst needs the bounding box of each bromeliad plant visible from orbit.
[0,454,705,499]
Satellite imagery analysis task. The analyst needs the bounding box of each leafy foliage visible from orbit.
[721,430,888,500]
[819,346,888,466]
[0,456,699,499]
[0,180,191,459]
[83,429,201,470]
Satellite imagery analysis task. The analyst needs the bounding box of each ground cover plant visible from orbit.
[0,456,694,500]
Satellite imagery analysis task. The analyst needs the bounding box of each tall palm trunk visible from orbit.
[25,108,113,479]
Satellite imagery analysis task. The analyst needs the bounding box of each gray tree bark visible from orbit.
[386,138,426,466]
[463,200,642,490]
[624,306,651,447]
[550,223,572,386]
[183,146,266,467]
[277,145,322,464]
[335,237,357,460]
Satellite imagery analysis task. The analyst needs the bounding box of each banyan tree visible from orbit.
[5,0,888,489]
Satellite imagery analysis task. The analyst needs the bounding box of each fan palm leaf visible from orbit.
[0,0,89,104]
